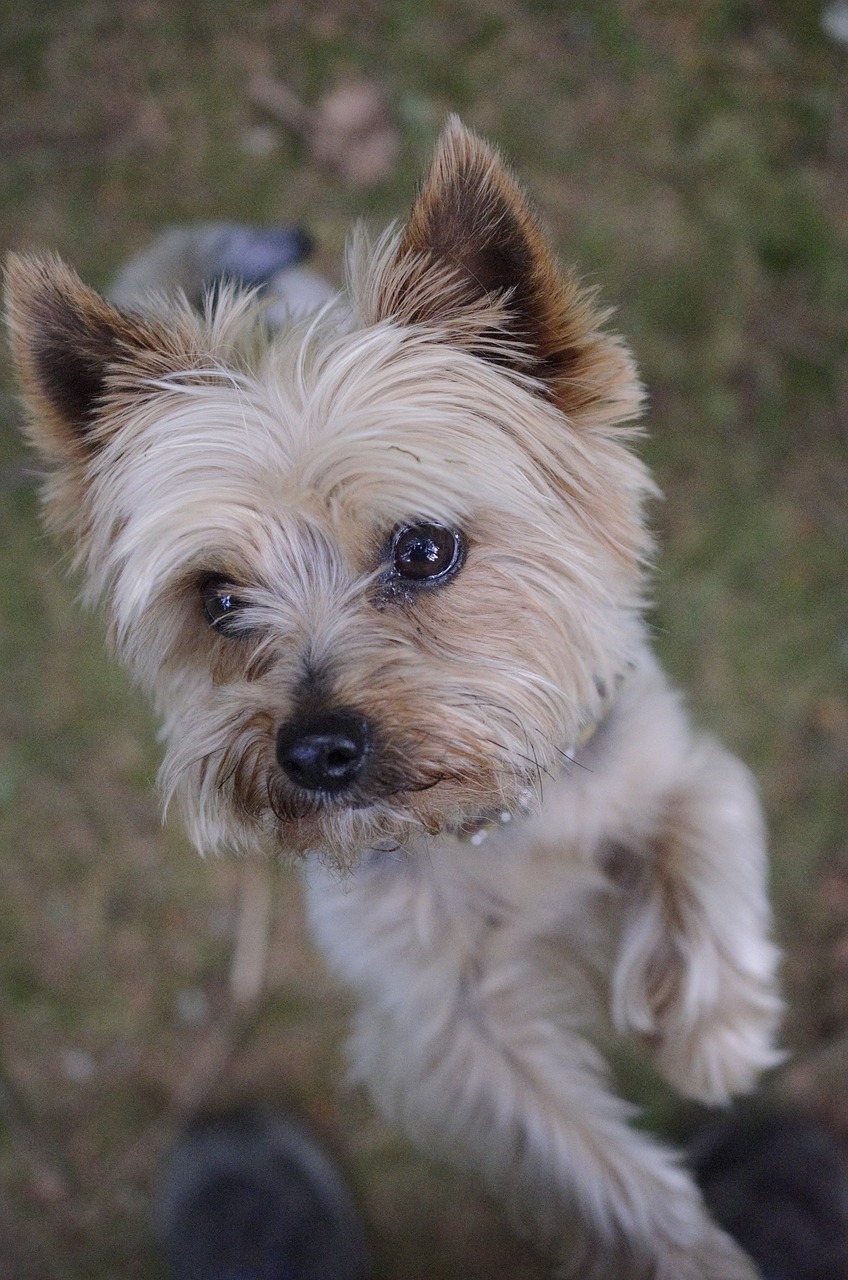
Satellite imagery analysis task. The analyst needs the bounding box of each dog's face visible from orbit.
[6,120,652,865]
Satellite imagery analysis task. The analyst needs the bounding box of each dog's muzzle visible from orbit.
[275,710,373,794]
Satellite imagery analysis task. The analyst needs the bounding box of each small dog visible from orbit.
[6,119,782,1278]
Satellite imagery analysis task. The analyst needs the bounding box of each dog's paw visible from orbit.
[650,960,784,1103]
[611,896,783,1103]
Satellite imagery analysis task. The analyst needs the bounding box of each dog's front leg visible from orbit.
[608,730,783,1104]
[306,857,760,1280]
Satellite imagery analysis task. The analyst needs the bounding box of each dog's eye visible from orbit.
[200,574,247,634]
[391,523,465,583]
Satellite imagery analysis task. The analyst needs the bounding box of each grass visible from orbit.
[0,1,847,1275]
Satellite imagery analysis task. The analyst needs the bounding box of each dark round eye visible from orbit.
[391,522,465,583]
[200,574,246,633]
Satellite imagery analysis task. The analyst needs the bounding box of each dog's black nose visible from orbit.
[276,711,372,793]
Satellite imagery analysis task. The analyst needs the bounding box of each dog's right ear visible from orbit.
[4,252,198,467]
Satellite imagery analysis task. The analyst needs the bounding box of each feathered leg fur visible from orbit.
[307,656,779,1279]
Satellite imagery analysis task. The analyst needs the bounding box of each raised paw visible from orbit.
[608,832,783,1103]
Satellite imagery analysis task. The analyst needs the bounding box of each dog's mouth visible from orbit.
[264,751,472,832]
[184,700,544,862]
[263,750,524,861]
[264,785,529,866]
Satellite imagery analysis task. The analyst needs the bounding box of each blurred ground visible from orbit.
[0,2,847,1277]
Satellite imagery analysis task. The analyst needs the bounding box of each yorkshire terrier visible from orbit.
[6,119,781,1278]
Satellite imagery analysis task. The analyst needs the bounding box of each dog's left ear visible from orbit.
[367,117,638,423]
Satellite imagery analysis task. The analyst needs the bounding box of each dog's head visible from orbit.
[5,120,652,864]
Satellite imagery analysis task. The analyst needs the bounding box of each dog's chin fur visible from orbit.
[5,117,781,1279]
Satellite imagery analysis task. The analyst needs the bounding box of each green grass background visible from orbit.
[0,2,847,1276]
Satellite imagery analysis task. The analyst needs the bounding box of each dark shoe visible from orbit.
[153,1108,372,1280]
[690,1104,848,1280]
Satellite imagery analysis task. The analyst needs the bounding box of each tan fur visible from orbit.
[4,119,780,1278]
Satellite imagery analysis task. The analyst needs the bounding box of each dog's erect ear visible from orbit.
[4,252,199,465]
[368,117,637,421]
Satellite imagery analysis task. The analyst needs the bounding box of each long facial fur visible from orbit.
[5,117,654,868]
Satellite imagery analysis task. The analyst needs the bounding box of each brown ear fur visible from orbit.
[4,252,199,465]
[374,117,639,423]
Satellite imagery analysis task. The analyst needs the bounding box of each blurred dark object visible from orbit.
[822,2,848,46]
[690,1104,848,1280]
[153,1107,372,1280]
[109,223,334,323]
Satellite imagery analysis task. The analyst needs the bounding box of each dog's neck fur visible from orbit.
[453,671,627,845]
